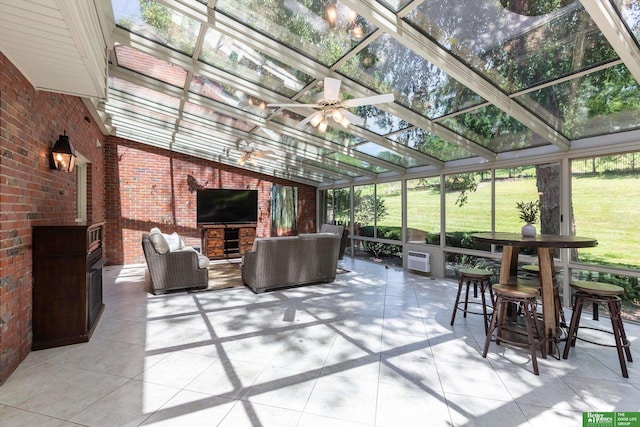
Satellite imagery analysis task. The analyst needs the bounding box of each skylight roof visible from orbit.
[103,0,640,186]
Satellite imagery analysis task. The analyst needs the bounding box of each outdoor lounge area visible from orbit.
[2,0,640,425]
[1,258,638,426]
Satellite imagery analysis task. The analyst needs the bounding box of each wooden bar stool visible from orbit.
[521,264,566,327]
[483,284,546,375]
[562,280,633,378]
[450,268,494,334]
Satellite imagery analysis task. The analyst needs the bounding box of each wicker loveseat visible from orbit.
[141,229,210,294]
[241,231,342,293]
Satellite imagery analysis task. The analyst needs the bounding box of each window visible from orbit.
[571,153,640,270]
[445,171,490,248]
[75,156,88,223]
[406,177,440,245]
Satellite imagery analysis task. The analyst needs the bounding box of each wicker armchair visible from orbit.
[141,233,209,294]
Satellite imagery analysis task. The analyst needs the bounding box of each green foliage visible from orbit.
[353,192,387,226]
[445,174,478,207]
[116,16,134,29]
[140,0,171,33]
[516,200,540,224]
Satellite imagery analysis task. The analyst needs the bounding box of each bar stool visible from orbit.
[483,284,546,375]
[562,280,633,378]
[450,268,494,334]
[521,264,566,327]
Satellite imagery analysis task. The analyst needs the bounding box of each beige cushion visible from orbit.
[149,229,169,254]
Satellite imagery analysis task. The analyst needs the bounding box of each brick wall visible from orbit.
[0,52,106,384]
[104,136,317,265]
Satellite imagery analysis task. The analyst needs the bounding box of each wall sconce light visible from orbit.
[49,133,76,172]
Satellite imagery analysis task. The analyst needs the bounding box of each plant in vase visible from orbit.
[516,200,540,237]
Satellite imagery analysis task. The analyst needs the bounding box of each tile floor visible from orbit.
[1,258,638,426]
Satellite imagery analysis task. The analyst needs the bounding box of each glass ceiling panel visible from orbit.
[405,1,618,93]
[172,135,224,161]
[612,0,640,47]
[515,63,640,139]
[353,105,411,135]
[199,27,313,97]
[326,152,388,173]
[112,0,200,56]
[182,102,255,132]
[190,74,270,118]
[215,0,376,66]
[338,33,485,118]
[303,159,361,177]
[439,104,546,153]
[377,0,413,13]
[321,128,365,147]
[115,45,187,88]
[107,98,178,126]
[109,77,181,111]
[353,142,426,168]
[252,128,330,159]
[388,128,476,162]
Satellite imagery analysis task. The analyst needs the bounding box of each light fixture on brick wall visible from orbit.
[49,133,76,172]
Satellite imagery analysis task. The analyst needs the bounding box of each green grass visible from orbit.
[375,174,640,269]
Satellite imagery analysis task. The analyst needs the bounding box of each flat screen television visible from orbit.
[196,189,258,224]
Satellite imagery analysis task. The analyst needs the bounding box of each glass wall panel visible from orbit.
[334,188,351,227]
[375,181,402,241]
[406,177,441,245]
[445,171,491,248]
[494,163,560,235]
[571,153,640,270]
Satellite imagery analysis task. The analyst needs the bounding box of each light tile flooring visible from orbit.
[1,258,639,426]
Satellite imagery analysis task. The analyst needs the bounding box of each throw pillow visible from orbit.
[149,232,170,254]
[163,232,182,252]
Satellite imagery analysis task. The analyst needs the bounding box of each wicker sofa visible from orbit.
[141,230,210,294]
[241,231,342,293]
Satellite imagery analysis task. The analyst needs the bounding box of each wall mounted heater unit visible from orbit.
[407,251,430,273]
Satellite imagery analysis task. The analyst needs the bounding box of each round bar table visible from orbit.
[471,232,597,354]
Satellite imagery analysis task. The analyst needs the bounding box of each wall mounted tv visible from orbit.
[196,189,258,224]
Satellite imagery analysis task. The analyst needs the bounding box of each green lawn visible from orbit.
[375,174,640,269]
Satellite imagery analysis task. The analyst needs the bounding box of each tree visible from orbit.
[353,191,387,226]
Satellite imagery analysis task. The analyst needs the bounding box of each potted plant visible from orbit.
[516,200,540,237]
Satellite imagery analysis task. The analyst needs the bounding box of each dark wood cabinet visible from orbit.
[32,223,106,350]
[202,224,256,259]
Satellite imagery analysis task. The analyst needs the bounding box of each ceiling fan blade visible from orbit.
[323,77,341,100]
[341,109,365,126]
[266,102,320,108]
[254,150,275,159]
[343,93,394,108]
[237,153,249,165]
[297,111,323,128]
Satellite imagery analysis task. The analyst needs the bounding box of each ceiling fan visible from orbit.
[234,139,275,166]
[267,77,394,132]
